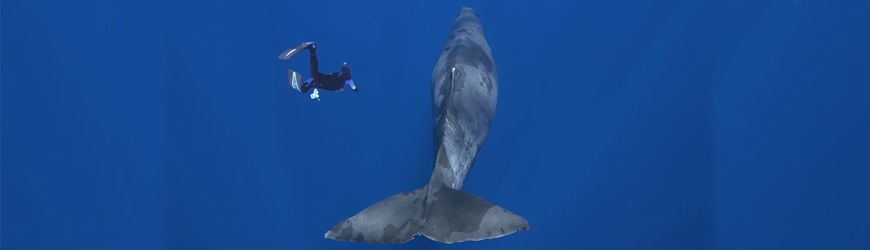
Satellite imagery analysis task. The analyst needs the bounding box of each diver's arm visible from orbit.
[345,79,357,91]
[299,78,315,93]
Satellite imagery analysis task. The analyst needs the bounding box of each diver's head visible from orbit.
[340,62,352,78]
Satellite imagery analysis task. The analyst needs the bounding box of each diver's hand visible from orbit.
[310,88,320,100]
[352,86,359,92]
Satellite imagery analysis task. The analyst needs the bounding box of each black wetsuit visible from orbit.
[299,46,354,93]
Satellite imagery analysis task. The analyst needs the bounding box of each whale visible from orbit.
[325,7,529,244]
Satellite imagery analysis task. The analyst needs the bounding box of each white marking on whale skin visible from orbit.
[432,61,496,190]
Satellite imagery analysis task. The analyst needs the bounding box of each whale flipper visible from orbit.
[325,188,426,243]
[420,187,529,243]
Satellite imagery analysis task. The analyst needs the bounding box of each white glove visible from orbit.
[310,88,320,101]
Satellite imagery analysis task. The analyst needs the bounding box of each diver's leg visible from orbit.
[308,44,319,77]
[299,78,315,94]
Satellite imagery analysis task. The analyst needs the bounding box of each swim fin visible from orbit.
[287,69,303,92]
[278,42,315,60]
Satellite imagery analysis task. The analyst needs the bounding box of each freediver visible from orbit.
[279,42,358,100]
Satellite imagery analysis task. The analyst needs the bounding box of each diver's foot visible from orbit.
[302,41,316,52]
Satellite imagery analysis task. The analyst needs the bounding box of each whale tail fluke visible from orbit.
[325,185,529,244]
[324,188,427,243]
[420,186,529,243]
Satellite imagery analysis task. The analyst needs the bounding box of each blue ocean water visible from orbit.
[2,0,869,249]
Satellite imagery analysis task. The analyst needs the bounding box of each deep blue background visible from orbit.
[3,0,869,249]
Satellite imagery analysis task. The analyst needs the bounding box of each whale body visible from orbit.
[325,7,529,244]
